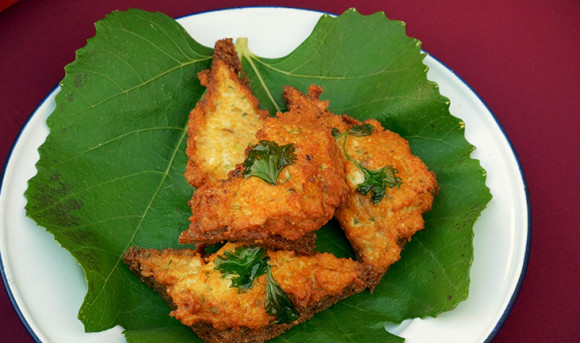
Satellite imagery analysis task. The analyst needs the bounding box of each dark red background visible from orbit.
[1,0,578,342]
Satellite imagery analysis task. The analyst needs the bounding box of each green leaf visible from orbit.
[123,322,201,343]
[339,126,402,206]
[331,127,344,139]
[24,7,491,343]
[356,165,402,205]
[25,8,213,333]
[239,9,491,327]
[214,245,268,292]
[265,265,301,324]
[348,123,375,137]
[214,246,300,323]
[242,140,297,185]
[270,295,404,343]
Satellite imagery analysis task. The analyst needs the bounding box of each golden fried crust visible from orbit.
[325,115,438,288]
[123,243,370,343]
[180,87,347,252]
[268,249,368,308]
[185,38,268,188]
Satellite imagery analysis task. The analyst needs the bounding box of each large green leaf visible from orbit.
[25,9,211,337]
[24,8,491,343]
[237,9,491,325]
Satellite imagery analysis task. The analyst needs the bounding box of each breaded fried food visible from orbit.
[185,38,268,188]
[123,243,370,343]
[179,87,347,254]
[287,86,438,288]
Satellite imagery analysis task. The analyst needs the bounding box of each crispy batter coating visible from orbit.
[123,243,370,343]
[338,119,437,287]
[179,87,347,253]
[185,38,268,188]
[289,86,438,288]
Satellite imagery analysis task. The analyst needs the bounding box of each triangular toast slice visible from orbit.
[185,38,268,188]
[285,85,439,289]
[180,86,347,254]
[123,243,371,343]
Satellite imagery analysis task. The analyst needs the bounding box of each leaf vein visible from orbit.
[131,11,198,60]
[243,55,281,112]
[83,120,189,312]
[413,237,463,295]
[31,170,166,217]
[71,57,210,115]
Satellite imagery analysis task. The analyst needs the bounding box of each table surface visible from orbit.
[1,0,578,342]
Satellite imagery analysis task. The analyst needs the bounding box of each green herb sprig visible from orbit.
[214,245,269,292]
[265,264,300,324]
[242,140,297,185]
[334,124,402,205]
[214,246,300,324]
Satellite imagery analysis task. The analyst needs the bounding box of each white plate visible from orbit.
[0,7,530,343]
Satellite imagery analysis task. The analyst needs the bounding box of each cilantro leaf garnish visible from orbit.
[265,265,300,324]
[357,166,402,205]
[214,245,268,292]
[332,123,373,139]
[242,140,297,185]
[348,123,375,137]
[337,124,402,205]
[331,127,344,139]
[214,245,300,323]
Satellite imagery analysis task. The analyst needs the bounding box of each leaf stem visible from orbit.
[235,38,281,112]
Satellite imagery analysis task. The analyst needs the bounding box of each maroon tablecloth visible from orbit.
[1,0,578,342]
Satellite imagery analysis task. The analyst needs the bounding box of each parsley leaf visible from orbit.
[331,127,344,139]
[265,265,300,324]
[357,166,402,205]
[338,125,402,206]
[214,245,268,292]
[214,245,300,323]
[348,123,375,137]
[242,140,297,185]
